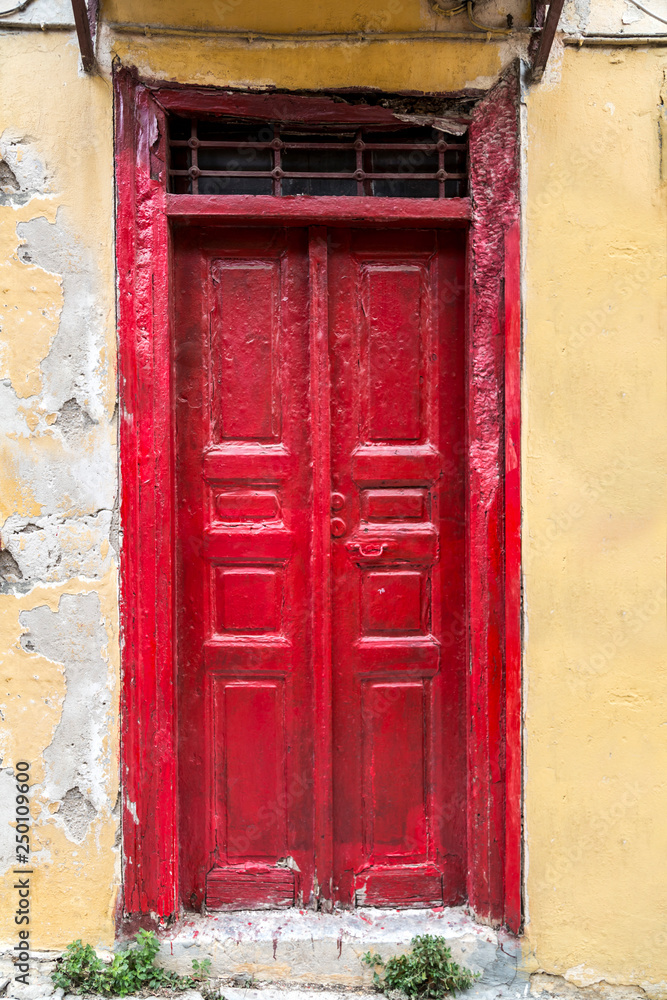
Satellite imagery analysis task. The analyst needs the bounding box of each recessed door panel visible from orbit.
[214,680,286,860]
[362,681,428,862]
[210,260,280,442]
[362,265,423,443]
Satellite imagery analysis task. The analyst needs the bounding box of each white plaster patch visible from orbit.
[622,1,643,22]
[18,593,113,829]
[564,965,606,988]
[1,209,118,521]
[1,511,114,590]
[0,0,73,26]
[0,131,53,207]
[560,0,590,34]
[16,212,108,419]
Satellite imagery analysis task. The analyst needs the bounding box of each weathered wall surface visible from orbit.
[0,31,118,947]
[523,47,667,996]
[0,0,666,993]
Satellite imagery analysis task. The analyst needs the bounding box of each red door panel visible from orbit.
[329,229,467,907]
[174,227,314,910]
[174,225,466,912]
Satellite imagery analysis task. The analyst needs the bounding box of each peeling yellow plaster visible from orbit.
[0,568,120,948]
[109,34,511,93]
[0,202,62,399]
[0,32,117,951]
[0,33,116,419]
[103,0,531,35]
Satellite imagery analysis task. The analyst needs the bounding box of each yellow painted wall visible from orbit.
[523,48,667,994]
[0,7,665,995]
[102,0,531,37]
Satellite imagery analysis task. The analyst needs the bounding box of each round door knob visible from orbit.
[330,492,346,512]
[330,517,347,537]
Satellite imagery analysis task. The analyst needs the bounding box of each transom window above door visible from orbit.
[168,117,468,199]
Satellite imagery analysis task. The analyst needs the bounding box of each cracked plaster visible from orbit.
[0,29,118,951]
[19,593,112,818]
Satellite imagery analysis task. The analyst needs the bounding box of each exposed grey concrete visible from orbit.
[0,130,53,208]
[157,909,519,988]
[0,206,117,598]
[16,212,109,424]
[19,593,113,823]
[0,511,115,591]
[0,0,73,27]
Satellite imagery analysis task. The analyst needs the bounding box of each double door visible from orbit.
[174,224,466,910]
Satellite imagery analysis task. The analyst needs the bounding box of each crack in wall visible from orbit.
[530,973,652,1000]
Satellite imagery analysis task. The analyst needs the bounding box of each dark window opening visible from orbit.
[167,118,468,199]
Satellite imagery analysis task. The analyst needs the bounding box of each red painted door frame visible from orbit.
[114,65,522,931]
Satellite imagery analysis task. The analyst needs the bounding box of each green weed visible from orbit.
[362,935,479,998]
[52,929,209,996]
[191,958,212,982]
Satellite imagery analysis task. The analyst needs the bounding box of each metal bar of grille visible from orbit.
[170,140,466,151]
[169,170,467,180]
[168,117,468,199]
[190,119,199,195]
[273,128,281,196]
[355,130,365,197]
[438,141,445,199]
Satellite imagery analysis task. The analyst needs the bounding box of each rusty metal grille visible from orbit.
[168,118,468,199]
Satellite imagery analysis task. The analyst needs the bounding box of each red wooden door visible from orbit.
[174,224,466,911]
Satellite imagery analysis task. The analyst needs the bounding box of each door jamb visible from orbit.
[114,65,522,932]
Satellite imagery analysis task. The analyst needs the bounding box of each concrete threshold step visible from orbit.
[158,907,525,997]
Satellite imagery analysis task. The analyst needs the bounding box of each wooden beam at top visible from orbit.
[70,0,96,73]
[531,0,566,80]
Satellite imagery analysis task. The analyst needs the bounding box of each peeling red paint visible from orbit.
[115,67,522,931]
[467,65,521,929]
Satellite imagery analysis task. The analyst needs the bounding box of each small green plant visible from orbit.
[53,929,208,996]
[191,958,212,982]
[362,935,479,998]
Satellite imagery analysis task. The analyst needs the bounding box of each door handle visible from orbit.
[345,540,391,559]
